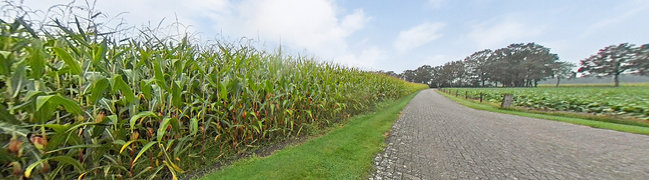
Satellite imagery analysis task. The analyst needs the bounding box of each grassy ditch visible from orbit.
[200,92,419,179]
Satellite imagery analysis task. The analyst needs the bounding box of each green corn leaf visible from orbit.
[0,121,29,137]
[163,160,179,180]
[0,50,11,75]
[89,78,110,104]
[53,47,82,75]
[45,144,102,154]
[65,122,99,133]
[92,41,106,64]
[27,39,45,79]
[9,62,26,99]
[36,95,83,115]
[141,81,153,100]
[157,117,177,142]
[160,143,184,173]
[0,50,9,59]
[153,60,170,91]
[25,156,84,178]
[132,141,157,164]
[171,81,182,107]
[112,75,136,103]
[129,111,158,132]
[189,117,198,136]
[120,139,147,154]
[45,132,67,151]
[147,165,165,180]
[0,104,18,124]
[220,82,228,100]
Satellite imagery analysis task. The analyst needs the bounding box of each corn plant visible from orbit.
[0,14,427,180]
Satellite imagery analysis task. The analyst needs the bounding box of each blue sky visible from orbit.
[18,0,649,73]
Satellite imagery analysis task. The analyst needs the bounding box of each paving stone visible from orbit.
[370,89,649,180]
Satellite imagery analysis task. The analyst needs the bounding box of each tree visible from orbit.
[412,65,434,85]
[520,43,559,87]
[484,48,510,87]
[463,49,493,87]
[438,60,466,87]
[400,70,416,82]
[484,43,558,87]
[578,43,637,87]
[429,66,443,87]
[632,44,649,75]
[399,42,560,88]
[551,61,576,87]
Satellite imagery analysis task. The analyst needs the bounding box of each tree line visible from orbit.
[382,42,649,87]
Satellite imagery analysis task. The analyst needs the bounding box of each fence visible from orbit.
[437,88,513,108]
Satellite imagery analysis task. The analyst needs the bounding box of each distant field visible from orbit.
[444,87,649,120]
[538,74,649,85]
[538,82,649,87]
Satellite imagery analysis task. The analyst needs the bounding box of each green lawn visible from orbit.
[200,92,419,180]
[438,90,649,135]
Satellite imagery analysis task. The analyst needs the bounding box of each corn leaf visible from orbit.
[53,47,82,75]
[25,156,84,178]
[157,117,177,142]
[27,39,45,79]
[111,75,135,103]
[89,78,110,104]
[36,95,82,115]
[132,141,156,165]
[129,111,158,132]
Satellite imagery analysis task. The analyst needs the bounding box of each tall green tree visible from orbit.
[578,43,637,87]
[520,43,559,87]
[633,44,649,75]
[438,60,466,87]
[463,49,493,87]
[551,61,576,87]
[484,43,558,87]
[413,65,434,85]
[429,66,443,87]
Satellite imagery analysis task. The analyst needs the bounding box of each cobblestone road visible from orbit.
[371,89,649,180]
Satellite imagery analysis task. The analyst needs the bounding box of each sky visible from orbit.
[13,0,649,73]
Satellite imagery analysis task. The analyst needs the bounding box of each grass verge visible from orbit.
[437,90,649,135]
[200,92,419,180]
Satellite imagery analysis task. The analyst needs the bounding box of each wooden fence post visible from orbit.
[465,91,468,99]
[479,92,483,103]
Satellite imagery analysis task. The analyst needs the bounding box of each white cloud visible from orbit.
[467,18,543,49]
[16,0,229,36]
[393,22,445,53]
[17,0,379,69]
[338,47,387,70]
[212,0,370,59]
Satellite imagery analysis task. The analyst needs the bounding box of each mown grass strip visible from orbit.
[438,90,649,135]
[200,92,419,180]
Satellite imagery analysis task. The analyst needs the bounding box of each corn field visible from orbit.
[0,14,427,179]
